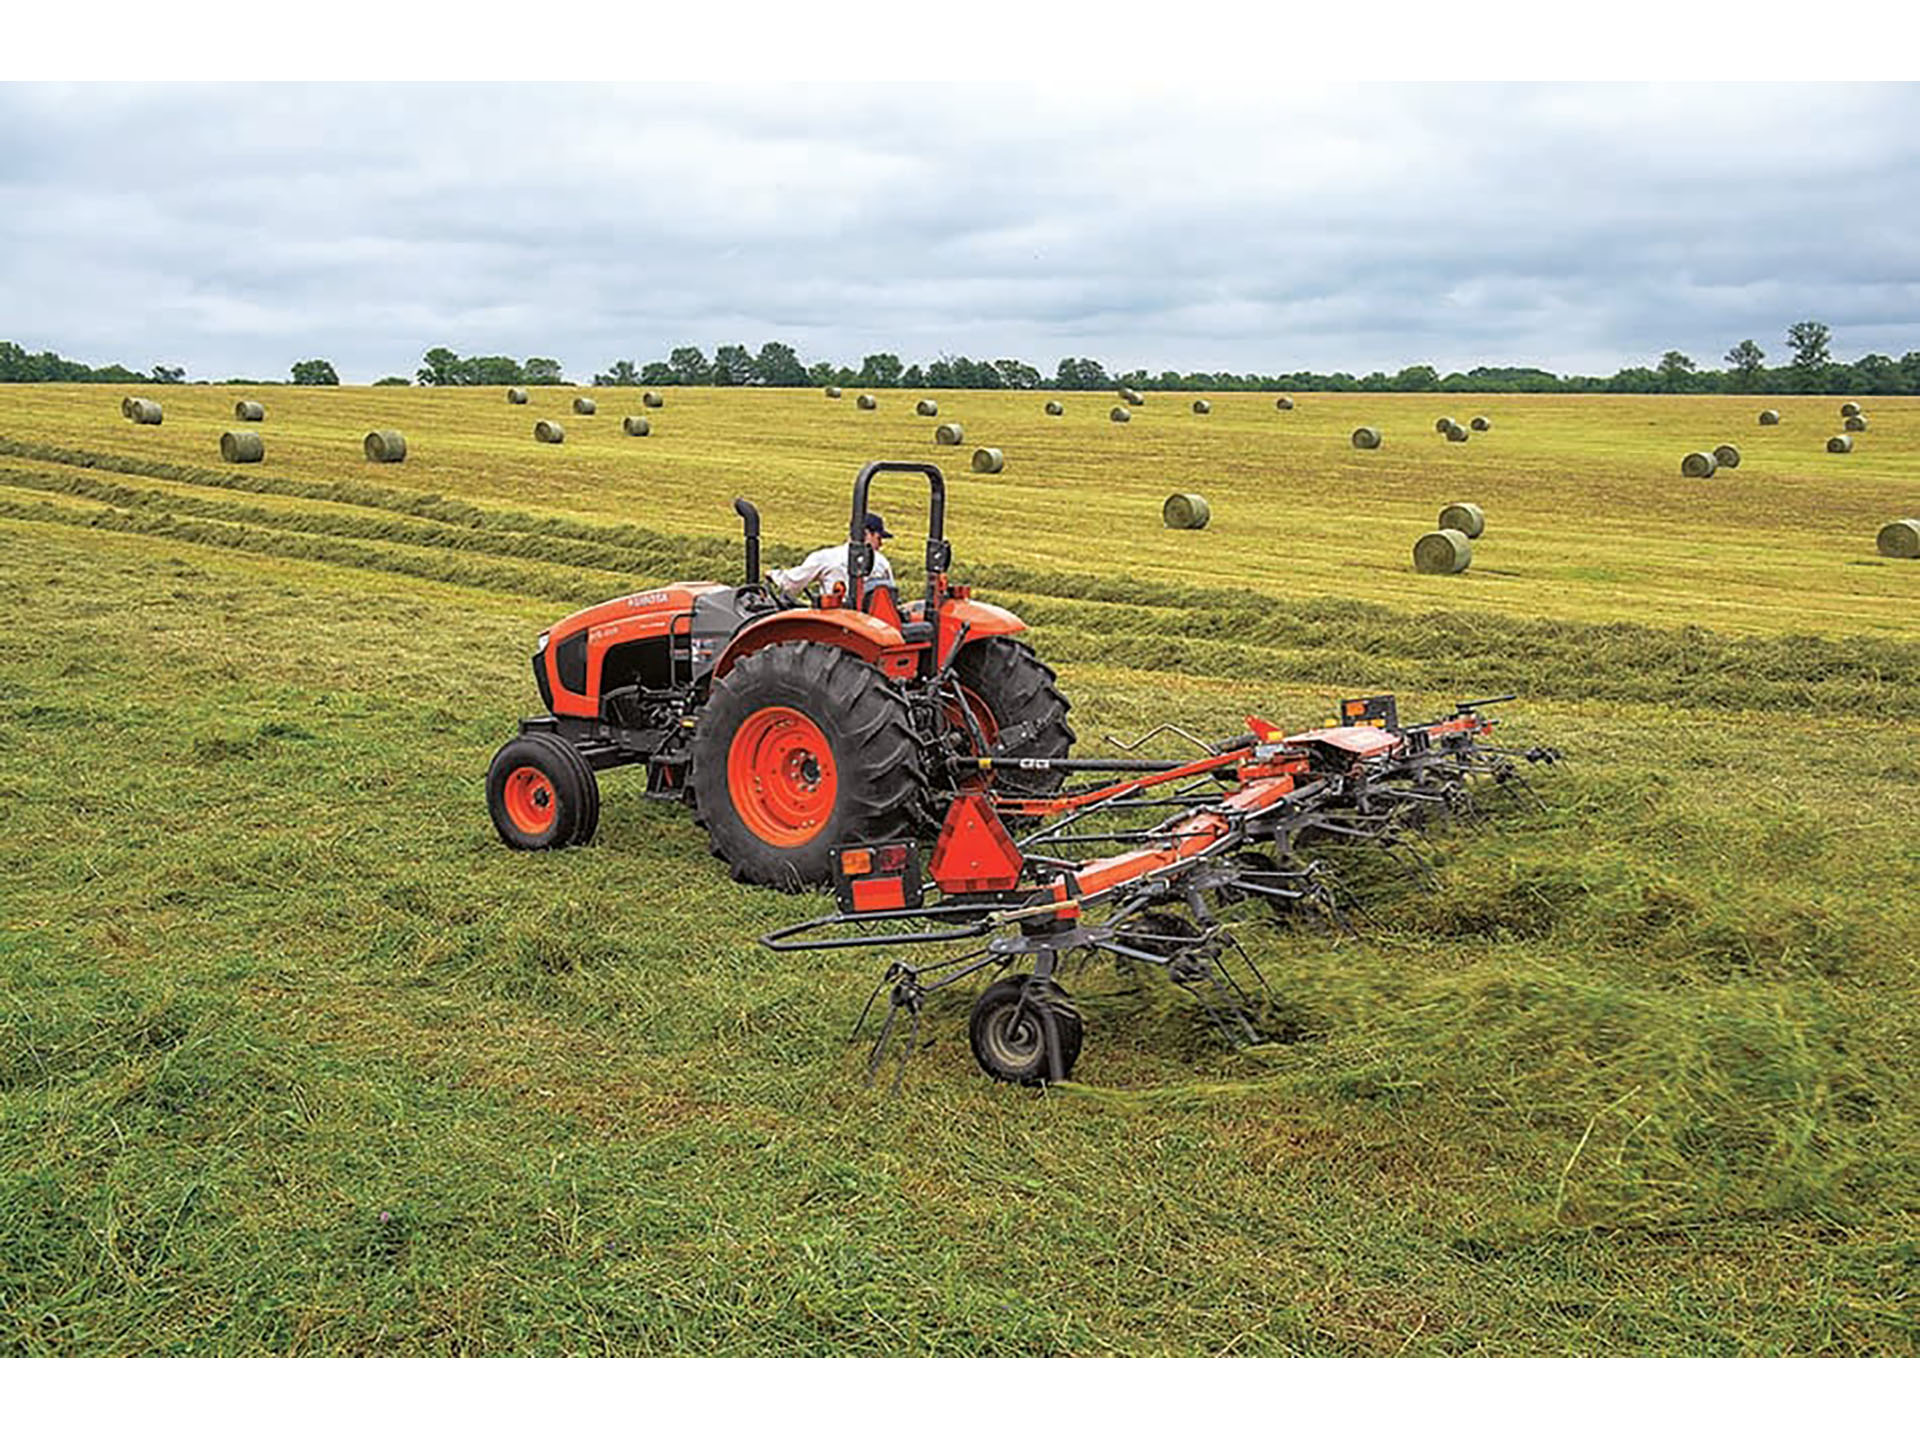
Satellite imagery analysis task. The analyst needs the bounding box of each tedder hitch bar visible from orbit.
[759,692,1561,1088]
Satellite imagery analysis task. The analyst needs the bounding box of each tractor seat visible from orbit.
[862,582,934,645]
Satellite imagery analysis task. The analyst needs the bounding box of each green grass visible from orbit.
[1,386,1916,1355]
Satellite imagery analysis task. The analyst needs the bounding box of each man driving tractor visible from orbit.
[769,512,894,598]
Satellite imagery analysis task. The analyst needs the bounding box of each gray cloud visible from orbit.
[3,82,1918,381]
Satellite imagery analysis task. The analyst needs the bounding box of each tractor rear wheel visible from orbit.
[951,637,1076,798]
[487,733,600,850]
[692,641,924,889]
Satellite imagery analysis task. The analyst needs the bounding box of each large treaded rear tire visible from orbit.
[692,642,925,890]
[952,636,1076,798]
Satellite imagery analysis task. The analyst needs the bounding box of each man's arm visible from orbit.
[769,545,835,597]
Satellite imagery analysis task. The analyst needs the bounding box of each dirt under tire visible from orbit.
[692,641,925,890]
[487,733,600,850]
[969,976,1084,1084]
[951,636,1076,799]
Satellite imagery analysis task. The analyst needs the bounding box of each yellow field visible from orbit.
[3,383,1914,638]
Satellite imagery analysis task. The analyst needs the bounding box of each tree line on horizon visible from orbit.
[7,322,1920,395]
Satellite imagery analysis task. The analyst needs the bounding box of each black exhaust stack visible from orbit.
[733,497,761,586]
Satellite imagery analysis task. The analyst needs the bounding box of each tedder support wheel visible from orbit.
[692,641,925,889]
[969,976,1084,1085]
[487,733,600,850]
[951,636,1076,798]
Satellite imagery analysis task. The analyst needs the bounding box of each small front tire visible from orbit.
[969,976,1084,1084]
[487,733,599,850]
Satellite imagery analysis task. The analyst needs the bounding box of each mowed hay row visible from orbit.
[1413,528,1473,573]
[1759,409,1781,426]
[622,416,651,437]
[1714,444,1742,469]
[219,431,265,465]
[1045,400,1064,416]
[535,419,566,444]
[363,429,407,464]
[1877,518,1920,558]
[916,399,939,417]
[1438,501,1484,538]
[233,400,266,423]
[935,422,964,446]
[1162,492,1211,529]
[1681,451,1718,478]
[971,447,1005,474]
[1351,426,1382,449]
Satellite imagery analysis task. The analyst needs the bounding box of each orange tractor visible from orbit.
[486,461,1075,888]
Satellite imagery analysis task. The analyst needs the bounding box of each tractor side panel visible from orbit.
[538,583,725,718]
[713,610,910,680]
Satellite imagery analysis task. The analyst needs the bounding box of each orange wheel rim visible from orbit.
[728,705,837,847]
[943,685,1000,791]
[502,764,559,837]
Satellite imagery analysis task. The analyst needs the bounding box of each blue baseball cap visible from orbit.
[864,512,894,538]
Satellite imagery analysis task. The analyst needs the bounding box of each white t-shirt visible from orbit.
[769,542,894,597]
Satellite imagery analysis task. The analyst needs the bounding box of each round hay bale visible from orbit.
[643,391,664,409]
[1874,519,1920,558]
[1845,414,1868,432]
[120,395,137,419]
[1445,423,1469,443]
[935,422,964,445]
[129,399,163,425]
[857,394,878,410]
[535,420,566,445]
[1758,409,1780,425]
[508,387,529,404]
[971,447,1005,474]
[572,396,596,415]
[1681,451,1718,478]
[1841,401,1862,419]
[1162,493,1211,530]
[1413,529,1473,574]
[219,430,264,464]
[1713,444,1742,469]
[1110,406,1131,423]
[1044,400,1064,416]
[622,415,651,437]
[1192,399,1211,415]
[916,398,939,417]
[233,400,265,422]
[1827,434,1853,454]
[1120,387,1145,406]
[1435,416,1457,434]
[1470,415,1491,432]
[1275,396,1294,410]
[364,429,407,463]
[1351,426,1381,449]
[1437,502,1484,539]
[825,386,842,399]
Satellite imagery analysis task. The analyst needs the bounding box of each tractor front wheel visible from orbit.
[692,642,925,889]
[486,733,600,850]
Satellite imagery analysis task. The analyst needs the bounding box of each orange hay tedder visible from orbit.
[489,461,1559,1084]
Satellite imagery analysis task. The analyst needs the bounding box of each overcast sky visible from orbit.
[3,82,1918,384]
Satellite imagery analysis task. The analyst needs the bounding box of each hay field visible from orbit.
[1,383,1915,1356]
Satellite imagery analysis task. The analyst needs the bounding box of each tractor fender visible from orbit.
[713,608,907,680]
[939,598,1026,659]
